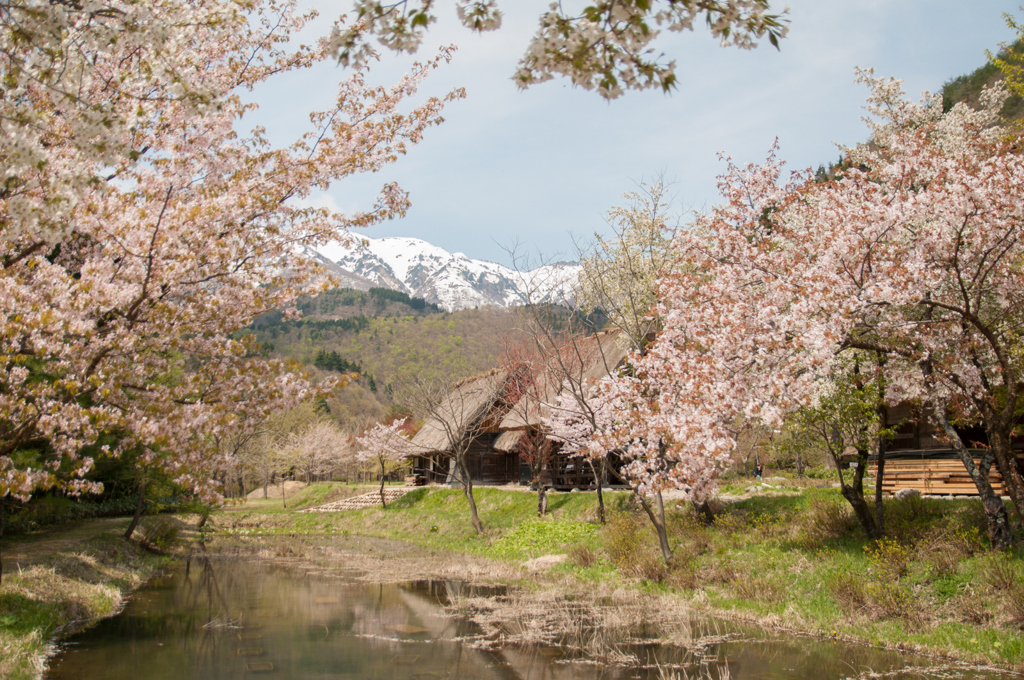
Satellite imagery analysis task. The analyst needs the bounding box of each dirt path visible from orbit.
[0,517,130,576]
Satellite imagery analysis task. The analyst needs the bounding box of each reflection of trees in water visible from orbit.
[180,544,241,674]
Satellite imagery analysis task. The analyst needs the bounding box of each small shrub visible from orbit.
[603,512,645,568]
[701,559,738,585]
[867,582,917,622]
[952,594,992,624]
[864,537,913,580]
[804,497,853,543]
[1006,583,1024,627]
[667,559,701,590]
[926,550,961,580]
[828,573,868,612]
[980,553,1021,592]
[568,544,599,568]
[627,553,668,582]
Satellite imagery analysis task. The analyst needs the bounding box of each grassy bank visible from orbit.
[0,519,175,679]
[215,481,1024,670]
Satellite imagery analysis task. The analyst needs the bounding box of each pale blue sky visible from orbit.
[248,1,1020,267]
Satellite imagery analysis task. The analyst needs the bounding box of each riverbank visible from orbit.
[3,481,1023,677]
[215,481,1024,672]
[0,518,174,679]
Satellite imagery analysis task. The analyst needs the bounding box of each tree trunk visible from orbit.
[934,408,1011,550]
[835,447,880,540]
[532,458,547,517]
[281,476,287,509]
[989,428,1024,529]
[590,459,606,525]
[693,499,715,525]
[635,489,673,564]
[379,460,387,509]
[124,477,146,540]
[1,502,4,586]
[458,458,484,534]
[874,401,887,535]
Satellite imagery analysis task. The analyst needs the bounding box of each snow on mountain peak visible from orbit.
[319,233,579,311]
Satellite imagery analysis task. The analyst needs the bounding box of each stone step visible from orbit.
[301,488,414,513]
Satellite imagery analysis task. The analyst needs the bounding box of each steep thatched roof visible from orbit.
[498,329,630,432]
[493,429,524,453]
[410,369,508,455]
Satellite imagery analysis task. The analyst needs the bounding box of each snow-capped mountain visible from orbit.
[316,235,580,312]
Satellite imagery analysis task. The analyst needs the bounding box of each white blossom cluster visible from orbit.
[0,0,462,502]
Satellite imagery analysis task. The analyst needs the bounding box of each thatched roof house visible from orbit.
[408,369,523,485]
[410,369,509,454]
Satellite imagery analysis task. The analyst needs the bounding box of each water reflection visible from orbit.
[46,553,1003,680]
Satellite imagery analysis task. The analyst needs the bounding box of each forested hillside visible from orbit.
[941,41,1024,119]
[244,288,604,402]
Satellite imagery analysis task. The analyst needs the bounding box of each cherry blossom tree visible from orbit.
[290,419,350,484]
[356,418,413,507]
[332,0,788,99]
[0,0,462,511]
[610,70,1024,549]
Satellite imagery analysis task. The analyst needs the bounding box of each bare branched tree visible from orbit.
[400,371,513,534]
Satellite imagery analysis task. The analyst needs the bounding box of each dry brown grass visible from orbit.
[458,586,722,664]
[567,544,599,568]
[731,574,785,606]
[828,573,868,613]
[0,534,167,679]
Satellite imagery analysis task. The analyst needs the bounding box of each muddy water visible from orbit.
[46,556,1001,680]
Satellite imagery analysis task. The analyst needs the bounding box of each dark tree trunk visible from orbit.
[935,409,1011,550]
[457,457,484,534]
[693,499,715,525]
[1,502,4,585]
[531,455,547,517]
[635,489,673,564]
[379,460,387,509]
[590,459,606,525]
[989,428,1024,530]
[835,447,880,540]
[874,401,887,535]
[124,478,146,541]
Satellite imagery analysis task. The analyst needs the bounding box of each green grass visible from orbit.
[0,531,172,679]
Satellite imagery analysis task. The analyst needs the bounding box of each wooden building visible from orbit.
[868,404,1023,496]
[408,369,524,486]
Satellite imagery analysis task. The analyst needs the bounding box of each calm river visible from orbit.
[46,555,1004,680]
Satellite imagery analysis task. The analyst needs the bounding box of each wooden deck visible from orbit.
[869,455,1009,496]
